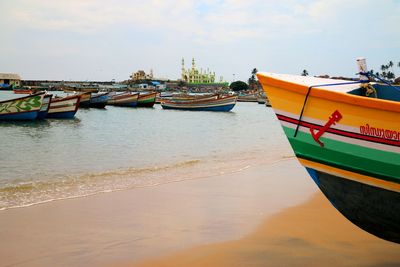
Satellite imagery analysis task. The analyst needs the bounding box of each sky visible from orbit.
[0,0,399,82]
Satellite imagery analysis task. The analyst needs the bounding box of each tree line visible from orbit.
[370,60,399,81]
[302,60,400,82]
[230,61,400,92]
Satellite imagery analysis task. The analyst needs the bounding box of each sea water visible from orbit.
[0,92,293,210]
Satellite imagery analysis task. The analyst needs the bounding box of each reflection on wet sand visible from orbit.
[134,193,400,267]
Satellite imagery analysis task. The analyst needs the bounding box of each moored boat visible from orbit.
[137,92,157,107]
[13,88,34,94]
[0,92,45,120]
[257,59,400,243]
[89,92,109,108]
[78,92,92,108]
[161,94,237,112]
[47,94,81,119]
[107,92,139,107]
[237,93,257,102]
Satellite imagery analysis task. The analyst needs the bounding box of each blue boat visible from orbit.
[107,92,139,107]
[0,92,45,120]
[161,95,237,112]
[89,92,109,108]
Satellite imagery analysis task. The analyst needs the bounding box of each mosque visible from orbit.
[181,58,225,84]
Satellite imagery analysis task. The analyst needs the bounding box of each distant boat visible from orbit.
[37,94,53,119]
[0,92,45,120]
[47,94,81,119]
[161,95,237,112]
[107,92,139,107]
[257,61,400,243]
[137,92,157,107]
[257,92,266,104]
[89,92,109,108]
[13,88,34,94]
[78,92,92,108]
[0,84,12,90]
[155,92,175,103]
[237,93,257,102]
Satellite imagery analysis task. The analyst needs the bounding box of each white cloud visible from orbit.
[5,0,399,43]
[0,0,398,80]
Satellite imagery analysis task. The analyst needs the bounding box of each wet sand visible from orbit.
[0,158,316,267]
[1,158,398,267]
[134,193,400,267]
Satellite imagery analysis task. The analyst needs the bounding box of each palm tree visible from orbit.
[388,61,394,75]
[301,69,309,76]
[387,71,395,81]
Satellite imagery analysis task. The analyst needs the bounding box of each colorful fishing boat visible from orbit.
[0,92,45,120]
[137,92,157,107]
[47,94,81,119]
[37,94,53,119]
[161,95,237,112]
[107,92,139,107]
[89,92,109,108]
[257,59,400,243]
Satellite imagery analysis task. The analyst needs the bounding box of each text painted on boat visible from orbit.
[360,124,400,141]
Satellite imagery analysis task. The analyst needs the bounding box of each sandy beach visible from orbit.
[0,158,313,267]
[1,158,398,267]
[134,193,400,267]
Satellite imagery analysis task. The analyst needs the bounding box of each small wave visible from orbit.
[0,152,296,211]
[0,159,202,211]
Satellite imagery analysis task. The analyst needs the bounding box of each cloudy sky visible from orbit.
[0,0,399,82]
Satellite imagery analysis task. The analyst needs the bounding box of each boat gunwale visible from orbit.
[0,91,46,105]
[257,73,400,113]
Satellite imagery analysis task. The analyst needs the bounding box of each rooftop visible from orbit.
[0,73,21,80]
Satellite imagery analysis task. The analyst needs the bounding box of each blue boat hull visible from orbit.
[46,111,77,119]
[0,110,39,120]
[162,103,235,112]
[113,102,138,107]
[36,111,48,120]
[90,94,109,108]
[306,167,400,244]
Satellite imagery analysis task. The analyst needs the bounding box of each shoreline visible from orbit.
[133,192,400,267]
[0,158,316,267]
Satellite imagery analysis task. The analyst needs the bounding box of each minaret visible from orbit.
[192,58,196,70]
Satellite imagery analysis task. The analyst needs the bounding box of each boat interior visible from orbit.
[347,83,400,102]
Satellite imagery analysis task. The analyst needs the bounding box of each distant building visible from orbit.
[130,70,153,81]
[181,58,224,84]
[0,73,21,87]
